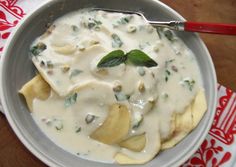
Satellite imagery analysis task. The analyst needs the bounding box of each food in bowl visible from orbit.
[19,9,207,164]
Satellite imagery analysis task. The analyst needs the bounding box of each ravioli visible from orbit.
[161,89,207,150]
[19,74,50,111]
[19,9,207,165]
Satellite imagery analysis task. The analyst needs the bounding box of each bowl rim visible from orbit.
[0,0,217,166]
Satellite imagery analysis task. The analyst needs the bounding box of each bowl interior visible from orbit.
[1,0,217,166]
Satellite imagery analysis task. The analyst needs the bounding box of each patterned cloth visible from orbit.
[0,1,235,166]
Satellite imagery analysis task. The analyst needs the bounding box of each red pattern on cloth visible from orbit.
[0,1,236,166]
[182,86,236,167]
[0,0,24,52]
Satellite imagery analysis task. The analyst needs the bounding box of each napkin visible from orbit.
[0,0,235,166]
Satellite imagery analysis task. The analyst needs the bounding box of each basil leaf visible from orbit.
[127,49,158,67]
[97,50,126,68]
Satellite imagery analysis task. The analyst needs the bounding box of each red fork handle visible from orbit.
[184,22,236,35]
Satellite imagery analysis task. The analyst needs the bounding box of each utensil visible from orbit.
[94,8,236,35]
[0,0,217,167]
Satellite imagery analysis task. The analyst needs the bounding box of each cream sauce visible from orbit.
[31,10,202,163]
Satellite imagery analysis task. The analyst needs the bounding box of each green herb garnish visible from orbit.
[184,79,195,91]
[97,50,126,68]
[87,18,102,30]
[165,70,171,82]
[46,60,54,68]
[71,25,79,32]
[118,16,133,25]
[111,34,123,48]
[70,69,83,79]
[75,126,81,133]
[30,42,47,56]
[97,49,158,68]
[132,115,143,129]
[165,59,175,67]
[163,29,174,41]
[126,49,157,67]
[64,93,78,108]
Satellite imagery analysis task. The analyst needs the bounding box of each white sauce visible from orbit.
[31,10,202,163]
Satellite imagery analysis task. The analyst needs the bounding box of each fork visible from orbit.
[94,8,236,35]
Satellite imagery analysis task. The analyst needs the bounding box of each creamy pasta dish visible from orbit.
[19,9,207,164]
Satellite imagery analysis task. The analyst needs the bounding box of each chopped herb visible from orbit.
[165,70,171,82]
[70,69,83,79]
[163,29,174,41]
[184,79,195,91]
[86,18,102,30]
[88,22,96,29]
[132,115,143,129]
[165,70,171,75]
[94,19,102,25]
[138,67,146,76]
[46,61,54,68]
[118,16,133,25]
[85,114,96,124]
[71,25,79,32]
[165,76,168,82]
[64,93,78,108]
[76,153,80,156]
[115,92,130,101]
[111,34,123,48]
[165,59,175,67]
[40,61,45,67]
[30,42,47,56]
[97,50,126,68]
[75,126,81,133]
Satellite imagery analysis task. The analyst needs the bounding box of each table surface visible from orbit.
[0,0,235,166]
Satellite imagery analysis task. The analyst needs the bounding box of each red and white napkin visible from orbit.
[0,1,235,166]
